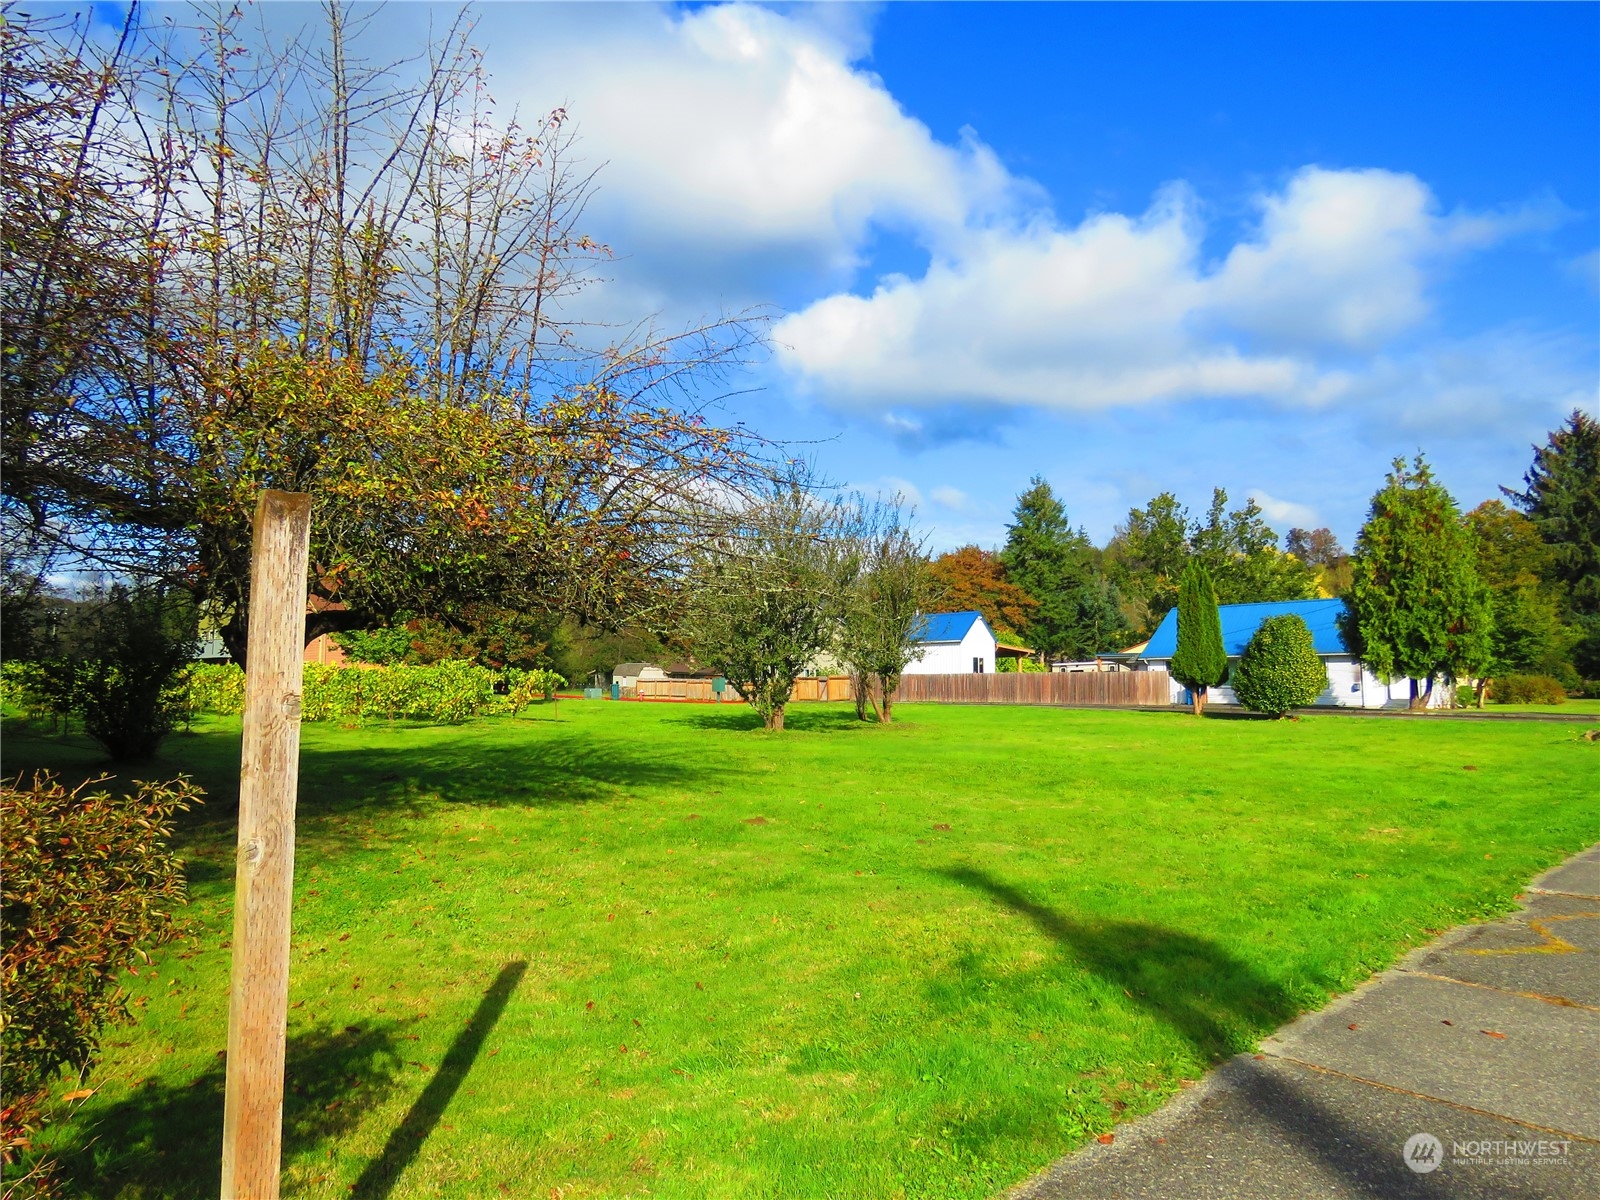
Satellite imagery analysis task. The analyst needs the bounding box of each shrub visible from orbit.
[504,668,568,715]
[44,586,198,760]
[1233,614,1330,717]
[183,662,247,716]
[1487,674,1568,705]
[1,772,200,1182]
[0,659,77,731]
[299,661,502,724]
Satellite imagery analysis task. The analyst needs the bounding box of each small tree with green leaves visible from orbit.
[682,484,855,731]
[1233,614,1328,717]
[836,503,939,724]
[1342,456,1493,709]
[1170,560,1227,715]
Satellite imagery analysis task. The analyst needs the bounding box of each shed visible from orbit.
[611,662,667,690]
[902,611,1000,675]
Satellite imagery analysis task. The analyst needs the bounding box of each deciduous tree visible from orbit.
[927,546,1035,637]
[836,504,938,723]
[1,7,776,665]
[681,484,856,731]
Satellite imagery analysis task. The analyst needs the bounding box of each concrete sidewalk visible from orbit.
[1012,846,1600,1199]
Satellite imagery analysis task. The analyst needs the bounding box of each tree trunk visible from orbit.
[877,672,898,723]
[1192,686,1205,716]
[1409,677,1424,711]
[766,703,785,731]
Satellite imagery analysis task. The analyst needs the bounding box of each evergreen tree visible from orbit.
[1342,456,1494,709]
[1000,477,1093,660]
[1169,560,1227,716]
[1504,411,1600,678]
[1233,614,1329,717]
[1466,501,1574,690]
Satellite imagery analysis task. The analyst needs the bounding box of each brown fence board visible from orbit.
[892,671,1170,708]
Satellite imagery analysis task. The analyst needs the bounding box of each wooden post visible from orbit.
[221,490,312,1200]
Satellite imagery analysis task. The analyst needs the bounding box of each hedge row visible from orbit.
[181,662,565,724]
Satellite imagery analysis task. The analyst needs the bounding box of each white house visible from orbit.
[903,611,999,674]
[1129,599,1455,709]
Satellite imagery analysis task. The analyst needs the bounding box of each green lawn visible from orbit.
[1478,699,1600,715]
[9,701,1598,1199]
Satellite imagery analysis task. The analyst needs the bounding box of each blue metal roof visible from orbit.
[1138,599,1349,659]
[914,610,987,644]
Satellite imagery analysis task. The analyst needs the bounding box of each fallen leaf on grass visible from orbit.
[59,1089,94,1102]
[1442,1020,1453,1026]
[932,823,951,832]
[1097,1133,1114,1144]
[1348,1024,1359,1030]
[744,816,768,825]
[1480,1030,1506,1039]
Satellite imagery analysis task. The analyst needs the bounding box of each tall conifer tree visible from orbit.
[1342,456,1493,708]
[1170,560,1227,715]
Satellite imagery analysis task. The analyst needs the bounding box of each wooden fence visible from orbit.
[893,671,1170,707]
[633,675,852,702]
[632,672,1170,707]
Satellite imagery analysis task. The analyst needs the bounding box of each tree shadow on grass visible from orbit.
[45,1019,410,1199]
[350,961,526,1199]
[939,866,1299,1065]
[669,705,875,734]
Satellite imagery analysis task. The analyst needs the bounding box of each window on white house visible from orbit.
[972,657,984,674]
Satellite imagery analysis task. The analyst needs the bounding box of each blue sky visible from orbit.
[101,1,1600,551]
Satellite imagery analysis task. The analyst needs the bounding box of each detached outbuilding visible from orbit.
[1130,599,1454,709]
[903,611,1032,674]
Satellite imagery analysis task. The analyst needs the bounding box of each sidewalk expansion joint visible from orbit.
[1525,886,1600,901]
[1393,967,1600,1011]
[1257,1051,1600,1145]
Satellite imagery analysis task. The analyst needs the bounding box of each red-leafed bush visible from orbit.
[1,772,201,1187]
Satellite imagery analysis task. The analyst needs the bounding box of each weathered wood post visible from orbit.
[221,490,312,1200]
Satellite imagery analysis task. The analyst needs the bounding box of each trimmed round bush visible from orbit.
[1233,614,1329,717]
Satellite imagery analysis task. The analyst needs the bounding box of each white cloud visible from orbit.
[850,476,924,508]
[477,1,1020,285]
[1248,490,1318,530]
[443,4,1581,432]
[775,166,1546,413]
[930,485,971,511]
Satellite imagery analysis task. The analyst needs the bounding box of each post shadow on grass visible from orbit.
[941,869,1491,1198]
[350,960,526,1199]
[940,866,1299,1065]
[46,1020,408,1199]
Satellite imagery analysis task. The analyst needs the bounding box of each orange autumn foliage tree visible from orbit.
[928,546,1036,638]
